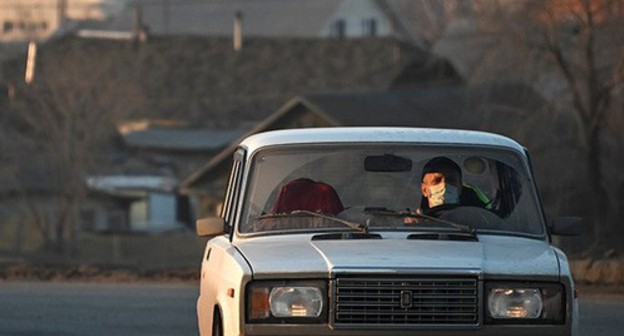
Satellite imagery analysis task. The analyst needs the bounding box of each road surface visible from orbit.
[0,282,197,336]
[0,282,621,335]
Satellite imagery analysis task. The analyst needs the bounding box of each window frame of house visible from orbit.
[362,18,377,37]
[3,21,14,33]
[331,19,347,38]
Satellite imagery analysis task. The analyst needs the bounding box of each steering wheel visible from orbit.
[437,206,502,230]
[422,203,461,217]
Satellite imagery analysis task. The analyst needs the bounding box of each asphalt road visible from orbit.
[0,282,198,336]
[0,282,622,336]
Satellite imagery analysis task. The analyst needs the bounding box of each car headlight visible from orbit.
[247,280,326,323]
[485,282,565,324]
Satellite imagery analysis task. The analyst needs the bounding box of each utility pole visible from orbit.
[134,2,143,38]
[57,0,67,26]
[233,11,243,51]
[164,0,170,34]
[133,1,148,43]
[25,41,37,84]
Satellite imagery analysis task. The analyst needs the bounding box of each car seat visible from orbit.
[271,178,344,215]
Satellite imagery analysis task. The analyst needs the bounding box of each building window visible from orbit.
[331,19,346,38]
[3,21,14,33]
[362,18,377,37]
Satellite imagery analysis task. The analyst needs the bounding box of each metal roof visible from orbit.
[299,88,467,127]
[121,128,247,151]
[94,0,342,37]
[86,175,178,195]
[239,127,526,155]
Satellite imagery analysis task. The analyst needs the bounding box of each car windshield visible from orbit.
[239,144,545,237]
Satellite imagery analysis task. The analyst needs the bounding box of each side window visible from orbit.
[362,18,377,37]
[222,149,245,233]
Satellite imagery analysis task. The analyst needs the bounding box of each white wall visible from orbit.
[148,193,177,230]
[320,0,393,38]
[0,0,111,42]
[128,192,179,232]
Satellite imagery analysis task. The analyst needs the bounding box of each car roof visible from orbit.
[239,127,526,155]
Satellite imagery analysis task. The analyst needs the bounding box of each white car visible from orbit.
[196,127,581,336]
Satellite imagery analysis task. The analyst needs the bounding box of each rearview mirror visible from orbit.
[550,217,584,236]
[365,154,412,172]
[196,217,226,237]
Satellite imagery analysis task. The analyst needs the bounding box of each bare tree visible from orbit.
[473,0,624,251]
[390,0,463,49]
[8,41,145,254]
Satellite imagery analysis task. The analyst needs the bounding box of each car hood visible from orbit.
[235,234,560,279]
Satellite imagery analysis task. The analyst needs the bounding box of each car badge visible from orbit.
[400,290,413,309]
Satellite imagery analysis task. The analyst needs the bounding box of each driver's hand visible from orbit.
[403,208,424,224]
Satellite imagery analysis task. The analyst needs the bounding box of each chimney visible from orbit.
[233,11,243,51]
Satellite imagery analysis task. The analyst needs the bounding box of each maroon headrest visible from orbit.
[271,178,344,215]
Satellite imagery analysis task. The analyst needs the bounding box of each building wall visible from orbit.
[76,0,395,39]
[0,0,110,42]
[320,0,393,38]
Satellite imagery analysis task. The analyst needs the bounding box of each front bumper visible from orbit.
[245,324,572,335]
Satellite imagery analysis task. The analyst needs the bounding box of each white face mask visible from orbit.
[427,183,459,208]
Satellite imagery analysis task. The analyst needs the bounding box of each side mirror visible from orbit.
[550,217,584,236]
[196,217,226,237]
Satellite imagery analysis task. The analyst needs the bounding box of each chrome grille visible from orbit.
[334,276,478,325]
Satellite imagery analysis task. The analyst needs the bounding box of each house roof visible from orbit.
[120,127,247,151]
[97,0,344,37]
[300,88,465,127]
[86,175,178,196]
[81,0,426,44]
[1,36,460,126]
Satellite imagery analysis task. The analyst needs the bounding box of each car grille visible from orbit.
[334,276,479,325]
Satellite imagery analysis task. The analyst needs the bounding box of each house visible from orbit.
[0,0,121,42]
[0,118,245,243]
[80,0,423,45]
[0,35,462,234]
[83,120,246,233]
[0,35,458,125]
[180,84,549,217]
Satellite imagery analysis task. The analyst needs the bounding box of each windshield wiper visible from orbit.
[363,208,477,236]
[259,210,369,233]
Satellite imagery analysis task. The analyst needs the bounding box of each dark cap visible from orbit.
[421,156,462,180]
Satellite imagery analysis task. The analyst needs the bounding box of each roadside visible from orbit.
[0,232,205,283]
[570,259,624,285]
[577,283,624,300]
[0,262,198,283]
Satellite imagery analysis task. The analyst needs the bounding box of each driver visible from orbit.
[416,156,486,216]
